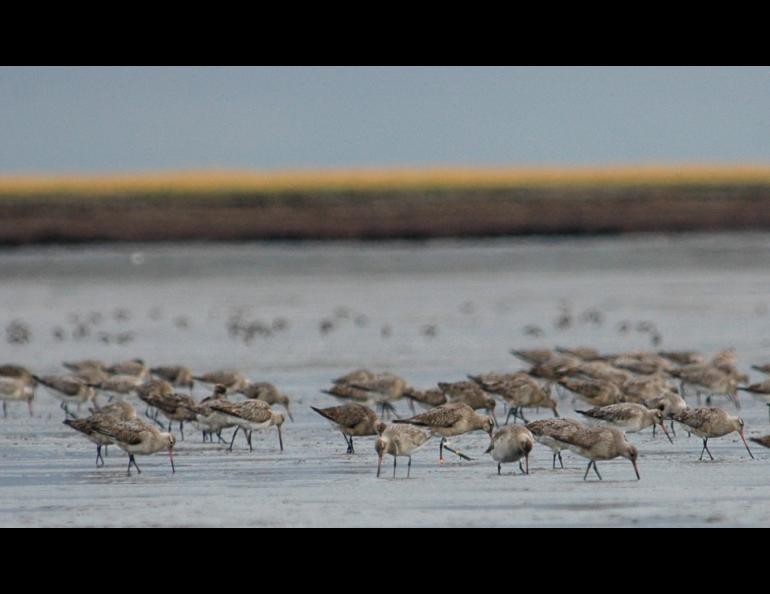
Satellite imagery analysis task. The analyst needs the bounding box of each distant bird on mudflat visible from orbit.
[34,374,97,417]
[438,381,497,423]
[240,382,294,422]
[0,376,35,418]
[150,366,195,390]
[193,370,250,393]
[401,386,447,412]
[558,377,623,408]
[106,359,149,380]
[556,346,602,361]
[737,381,770,421]
[63,360,106,374]
[470,373,557,424]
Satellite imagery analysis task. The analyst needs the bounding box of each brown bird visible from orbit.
[749,435,770,449]
[556,346,602,361]
[401,386,447,412]
[311,403,379,454]
[576,403,673,443]
[471,373,557,424]
[438,381,497,423]
[558,377,624,408]
[394,402,495,463]
[63,360,106,374]
[485,424,535,475]
[88,417,176,475]
[194,370,250,393]
[526,418,586,469]
[510,349,555,366]
[240,382,294,422]
[669,366,740,408]
[0,376,35,418]
[374,421,432,478]
[672,407,754,461]
[658,351,706,366]
[552,426,640,481]
[150,366,195,390]
[63,401,137,466]
[207,399,285,452]
[106,359,149,380]
[737,381,770,421]
[34,374,97,418]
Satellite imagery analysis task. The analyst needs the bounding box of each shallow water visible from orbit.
[1,233,770,527]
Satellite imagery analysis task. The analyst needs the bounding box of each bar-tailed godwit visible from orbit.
[552,426,640,481]
[672,407,754,461]
[526,418,586,469]
[485,424,534,475]
[311,402,379,454]
[576,403,673,443]
[394,402,494,463]
[374,421,431,478]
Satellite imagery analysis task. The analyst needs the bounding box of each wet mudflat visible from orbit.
[1,233,770,527]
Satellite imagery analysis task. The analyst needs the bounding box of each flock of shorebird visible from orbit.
[1,345,770,480]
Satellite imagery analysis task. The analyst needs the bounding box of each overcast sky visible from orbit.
[1,66,769,174]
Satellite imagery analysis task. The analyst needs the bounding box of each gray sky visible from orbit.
[1,66,769,174]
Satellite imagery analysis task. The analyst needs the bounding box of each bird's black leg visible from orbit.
[2,401,6,418]
[519,461,526,475]
[393,456,397,479]
[407,456,412,479]
[552,452,557,469]
[246,430,253,452]
[127,454,141,475]
[558,451,565,469]
[505,408,515,425]
[700,439,714,461]
[592,462,602,480]
[584,461,592,481]
[439,437,445,463]
[498,462,502,475]
[96,445,104,467]
[179,421,184,441]
[228,427,239,451]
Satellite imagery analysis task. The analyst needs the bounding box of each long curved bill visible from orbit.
[659,422,674,444]
[632,460,640,480]
[739,430,755,459]
[169,448,176,473]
